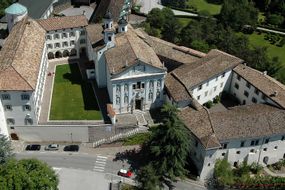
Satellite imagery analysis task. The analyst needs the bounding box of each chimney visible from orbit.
[125,60,128,67]
[263,71,267,75]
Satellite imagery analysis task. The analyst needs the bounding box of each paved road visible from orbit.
[139,0,198,16]
[256,27,285,36]
[16,151,207,190]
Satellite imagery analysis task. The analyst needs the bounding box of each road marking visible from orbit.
[93,156,108,172]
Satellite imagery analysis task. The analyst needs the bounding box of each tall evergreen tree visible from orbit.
[0,135,14,164]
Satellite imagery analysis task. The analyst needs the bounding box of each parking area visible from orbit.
[24,143,81,153]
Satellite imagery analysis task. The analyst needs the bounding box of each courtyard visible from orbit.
[49,63,102,120]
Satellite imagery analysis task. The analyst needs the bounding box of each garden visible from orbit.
[214,159,285,189]
[49,64,102,120]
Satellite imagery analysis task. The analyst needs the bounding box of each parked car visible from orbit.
[63,145,79,152]
[117,169,132,178]
[25,144,41,151]
[45,144,59,151]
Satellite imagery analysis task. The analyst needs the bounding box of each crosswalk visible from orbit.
[93,155,108,172]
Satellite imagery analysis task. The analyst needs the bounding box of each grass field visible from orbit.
[187,0,222,15]
[50,64,102,120]
[246,32,285,65]
[177,17,192,27]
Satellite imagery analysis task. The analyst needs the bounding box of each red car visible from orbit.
[118,169,132,178]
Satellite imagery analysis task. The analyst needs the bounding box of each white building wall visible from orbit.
[198,134,285,181]
[34,43,48,122]
[46,27,87,59]
[111,70,165,114]
[191,70,232,105]
[230,72,279,107]
[0,101,9,137]
[0,91,35,126]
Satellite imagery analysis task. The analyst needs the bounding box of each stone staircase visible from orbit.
[92,126,148,148]
[133,110,148,126]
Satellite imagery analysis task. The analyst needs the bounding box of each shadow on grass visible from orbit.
[62,63,100,111]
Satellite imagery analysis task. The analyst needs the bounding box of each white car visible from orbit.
[45,144,59,151]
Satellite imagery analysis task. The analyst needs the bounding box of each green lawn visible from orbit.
[50,64,102,120]
[177,17,192,27]
[246,32,285,66]
[187,0,222,15]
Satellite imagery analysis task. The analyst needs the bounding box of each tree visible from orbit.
[219,0,259,30]
[214,159,234,186]
[0,0,12,18]
[0,159,59,190]
[136,164,160,190]
[0,135,14,164]
[147,103,191,186]
[267,14,284,26]
[161,0,187,9]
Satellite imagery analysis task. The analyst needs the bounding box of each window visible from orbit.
[250,140,255,146]
[25,118,33,125]
[156,91,160,98]
[263,148,267,151]
[23,105,31,111]
[62,33,67,38]
[124,95,128,103]
[237,75,241,81]
[1,94,10,100]
[282,136,285,141]
[252,97,257,103]
[137,82,141,89]
[236,151,240,154]
[204,91,208,97]
[4,105,12,111]
[124,84,128,92]
[240,141,245,147]
[244,90,249,97]
[198,85,202,91]
[70,32,75,37]
[142,83,145,89]
[254,88,259,95]
[70,40,75,46]
[54,34,60,39]
[220,82,223,88]
[221,143,228,149]
[197,95,200,100]
[149,81,154,88]
[255,140,259,145]
[222,72,225,78]
[215,77,218,81]
[47,44,53,49]
[246,82,251,89]
[116,85,120,93]
[132,84,136,89]
[265,138,270,144]
[108,36,112,41]
[222,153,225,156]
[116,97,120,105]
[62,41,68,47]
[80,30,86,35]
[148,92,153,100]
[214,86,217,92]
[274,146,278,150]
[55,43,60,48]
[262,94,267,101]
[80,39,86,44]
[234,83,239,89]
[21,94,30,100]
[46,35,52,40]
[6,118,15,125]
[157,80,161,88]
[250,149,255,153]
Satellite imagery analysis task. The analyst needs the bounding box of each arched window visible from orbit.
[124,95,128,104]
[48,52,54,59]
[149,92,153,100]
[55,51,62,58]
[63,50,69,57]
[70,49,77,56]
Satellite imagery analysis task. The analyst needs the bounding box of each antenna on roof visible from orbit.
[125,60,128,67]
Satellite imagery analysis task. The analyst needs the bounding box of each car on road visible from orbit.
[117,169,132,178]
[25,144,41,151]
[45,144,59,151]
[63,145,79,152]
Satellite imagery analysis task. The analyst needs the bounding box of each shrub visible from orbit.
[214,159,235,186]
[204,101,213,108]
[250,163,263,174]
[213,95,221,104]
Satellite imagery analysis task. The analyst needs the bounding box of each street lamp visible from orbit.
[70,132,73,143]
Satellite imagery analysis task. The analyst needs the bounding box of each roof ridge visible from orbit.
[10,66,33,90]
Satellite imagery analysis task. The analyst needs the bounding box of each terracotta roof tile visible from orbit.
[105,27,165,75]
[37,15,88,31]
[86,23,103,44]
[234,64,285,109]
[0,17,46,90]
[174,49,243,90]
